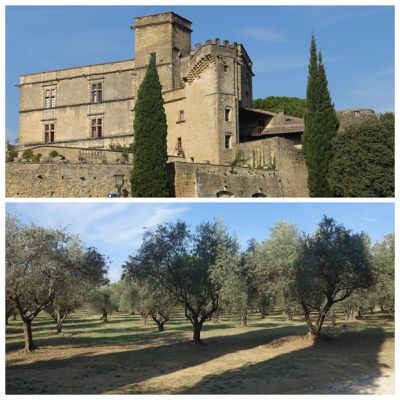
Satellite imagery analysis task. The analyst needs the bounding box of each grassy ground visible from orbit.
[6,310,394,394]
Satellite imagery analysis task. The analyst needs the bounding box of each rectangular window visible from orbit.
[225,108,231,122]
[223,64,228,72]
[44,123,55,143]
[225,133,232,149]
[91,118,103,138]
[178,110,185,122]
[91,82,103,103]
[44,89,56,108]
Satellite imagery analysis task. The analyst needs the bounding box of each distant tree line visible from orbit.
[6,214,394,350]
[252,96,307,118]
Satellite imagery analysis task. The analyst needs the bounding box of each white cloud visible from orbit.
[243,27,286,43]
[362,216,378,223]
[9,203,188,247]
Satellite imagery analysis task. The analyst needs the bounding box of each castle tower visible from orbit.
[133,12,192,92]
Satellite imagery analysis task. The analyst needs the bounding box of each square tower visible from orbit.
[133,12,192,91]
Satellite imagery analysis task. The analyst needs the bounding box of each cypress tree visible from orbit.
[131,58,169,197]
[302,35,339,197]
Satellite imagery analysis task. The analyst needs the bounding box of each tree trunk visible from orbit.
[6,313,10,325]
[101,310,108,322]
[331,311,336,326]
[242,311,248,327]
[156,321,165,332]
[192,322,203,344]
[23,319,36,352]
[56,321,62,334]
[301,303,318,340]
[141,313,148,325]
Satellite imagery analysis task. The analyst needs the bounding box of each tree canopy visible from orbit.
[131,58,169,197]
[123,220,240,343]
[252,96,307,118]
[291,216,373,338]
[6,213,109,350]
[302,35,339,197]
[328,113,394,197]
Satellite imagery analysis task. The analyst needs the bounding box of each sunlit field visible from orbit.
[6,310,394,394]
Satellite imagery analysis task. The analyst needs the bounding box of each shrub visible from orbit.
[121,149,129,162]
[49,150,59,158]
[21,149,34,160]
[8,150,18,158]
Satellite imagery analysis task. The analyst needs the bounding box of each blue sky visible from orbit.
[6,202,394,282]
[5,5,394,144]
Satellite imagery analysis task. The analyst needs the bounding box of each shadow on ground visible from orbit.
[180,327,391,394]
[7,325,305,394]
[6,322,392,395]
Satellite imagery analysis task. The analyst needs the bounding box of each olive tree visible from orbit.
[372,234,394,315]
[45,247,109,333]
[6,214,91,351]
[86,285,118,322]
[250,221,302,320]
[291,216,373,339]
[123,220,239,343]
[216,244,255,326]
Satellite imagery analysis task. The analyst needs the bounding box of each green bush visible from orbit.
[49,150,59,158]
[21,149,34,160]
[8,150,18,158]
[328,113,394,197]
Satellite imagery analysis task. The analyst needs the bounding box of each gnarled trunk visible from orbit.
[56,321,62,334]
[156,320,165,331]
[23,319,36,352]
[151,313,169,332]
[302,302,330,340]
[193,321,203,344]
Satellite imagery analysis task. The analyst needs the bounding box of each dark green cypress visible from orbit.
[302,35,339,197]
[131,58,169,197]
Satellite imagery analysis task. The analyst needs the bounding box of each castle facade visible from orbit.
[18,12,304,166]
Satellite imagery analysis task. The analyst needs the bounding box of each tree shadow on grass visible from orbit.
[179,327,392,395]
[6,324,307,394]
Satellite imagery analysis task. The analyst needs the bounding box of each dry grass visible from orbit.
[5,310,394,394]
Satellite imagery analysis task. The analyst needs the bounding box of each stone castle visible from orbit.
[9,12,375,198]
[18,12,304,165]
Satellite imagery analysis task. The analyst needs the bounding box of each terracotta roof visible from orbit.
[241,107,276,117]
[261,124,304,136]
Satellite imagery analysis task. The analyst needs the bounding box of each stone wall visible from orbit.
[6,163,132,198]
[234,137,309,197]
[169,162,284,197]
[6,138,308,197]
[337,109,376,131]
